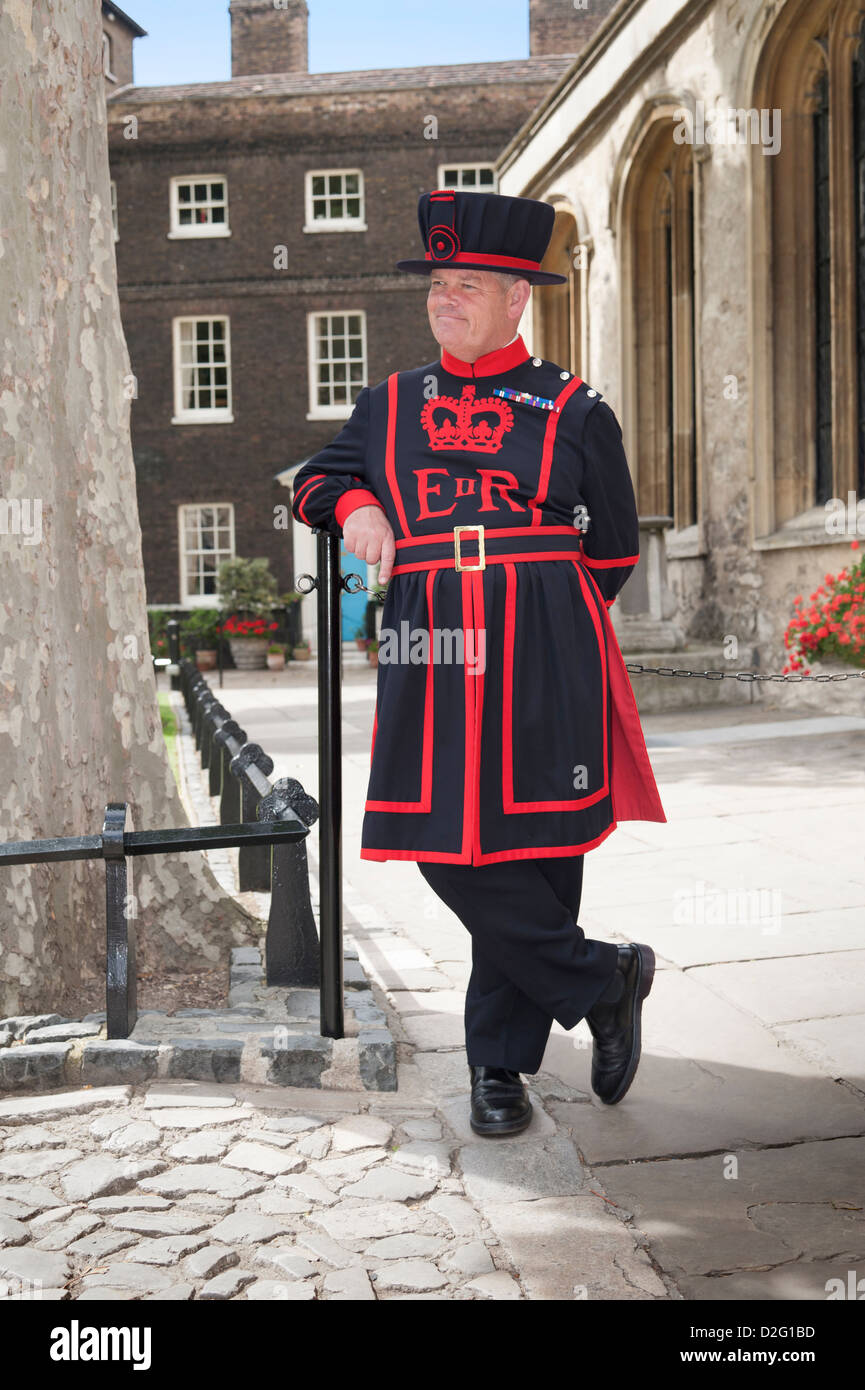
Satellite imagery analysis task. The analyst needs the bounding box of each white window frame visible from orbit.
[303,169,367,232]
[172,316,234,425]
[437,162,498,192]
[110,179,118,242]
[307,310,367,421]
[178,503,236,608]
[168,175,231,239]
[102,31,116,82]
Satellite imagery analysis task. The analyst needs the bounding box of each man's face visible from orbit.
[426,268,528,362]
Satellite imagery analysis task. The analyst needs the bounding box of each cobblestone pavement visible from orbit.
[1,664,862,1300]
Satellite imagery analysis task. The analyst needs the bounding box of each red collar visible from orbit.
[440,335,531,378]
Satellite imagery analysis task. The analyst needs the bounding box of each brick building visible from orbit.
[103,1,611,637]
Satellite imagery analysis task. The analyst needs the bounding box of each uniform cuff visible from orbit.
[334,489,385,529]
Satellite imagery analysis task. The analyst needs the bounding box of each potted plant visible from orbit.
[292,638,311,661]
[367,637,380,668]
[217,557,280,670]
[181,608,222,671]
[354,624,368,652]
[266,642,287,672]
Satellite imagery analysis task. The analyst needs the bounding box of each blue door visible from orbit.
[339,539,369,642]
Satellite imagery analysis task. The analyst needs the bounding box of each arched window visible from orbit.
[533,205,586,378]
[622,120,697,529]
[752,0,865,535]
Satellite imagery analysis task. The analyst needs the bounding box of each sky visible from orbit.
[124,0,533,86]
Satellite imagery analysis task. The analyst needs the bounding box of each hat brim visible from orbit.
[395,258,567,286]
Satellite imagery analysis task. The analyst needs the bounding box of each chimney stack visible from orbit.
[229,0,309,78]
[529,0,618,57]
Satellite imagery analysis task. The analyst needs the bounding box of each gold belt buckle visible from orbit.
[454,524,485,572]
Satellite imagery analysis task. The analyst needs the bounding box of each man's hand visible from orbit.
[342,505,396,584]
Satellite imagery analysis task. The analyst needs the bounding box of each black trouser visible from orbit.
[417,855,620,1075]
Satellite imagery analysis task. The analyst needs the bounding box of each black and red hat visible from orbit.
[396,188,567,286]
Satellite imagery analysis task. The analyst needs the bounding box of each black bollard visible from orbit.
[103,803,137,1039]
[259,778,320,988]
[315,529,345,1039]
[231,743,275,890]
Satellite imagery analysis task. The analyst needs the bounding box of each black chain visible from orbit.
[312,572,864,684]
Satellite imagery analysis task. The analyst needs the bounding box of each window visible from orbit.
[438,164,497,191]
[110,180,118,242]
[179,504,235,607]
[751,0,865,540]
[304,170,366,231]
[307,311,367,419]
[102,31,115,81]
[169,176,230,239]
[623,120,697,530]
[172,317,233,424]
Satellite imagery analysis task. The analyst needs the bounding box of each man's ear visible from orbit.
[508,278,532,322]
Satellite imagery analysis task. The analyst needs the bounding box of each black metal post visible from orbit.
[166,619,181,692]
[215,721,246,821]
[232,743,275,890]
[103,803,136,1039]
[315,528,344,1038]
[259,778,320,987]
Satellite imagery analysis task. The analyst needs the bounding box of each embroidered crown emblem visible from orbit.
[420,385,514,454]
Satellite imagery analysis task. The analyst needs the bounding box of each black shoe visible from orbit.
[469,1065,533,1136]
[585,943,655,1105]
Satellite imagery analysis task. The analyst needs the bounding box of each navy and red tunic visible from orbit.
[292,334,666,864]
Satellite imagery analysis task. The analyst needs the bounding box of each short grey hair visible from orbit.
[491,270,530,292]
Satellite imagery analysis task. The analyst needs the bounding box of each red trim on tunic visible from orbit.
[358,819,620,863]
[363,566,436,813]
[440,336,531,379]
[333,488,385,529]
[501,560,608,814]
[580,552,640,568]
[528,375,583,526]
[384,371,412,538]
[294,473,327,524]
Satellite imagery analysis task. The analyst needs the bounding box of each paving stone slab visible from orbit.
[426,1195,485,1237]
[102,1122,162,1155]
[310,1202,442,1243]
[361,1233,447,1260]
[245,1279,316,1300]
[0,1184,65,1216]
[252,1246,318,1280]
[66,1230,138,1260]
[465,1271,523,1300]
[437,1240,495,1278]
[544,971,865,1163]
[24,1023,102,1045]
[185,1245,239,1281]
[3,1124,78,1150]
[459,1136,587,1205]
[691,951,865,1027]
[307,1149,389,1183]
[167,1039,244,1083]
[199,1268,257,1299]
[595,1137,865,1280]
[222,1141,305,1176]
[139,1164,265,1200]
[34,1213,103,1251]
[60,1156,136,1202]
[775,1015,865,1089]
[370,1259,448,1293]
[0,1215,29,1246]
[399,1119,443,1141]
[0,1247,70,1287]
[80,1041,158,1085]
[144,1284,195,1301]
[329,1114,394,1152]
[296,1128,331,1159]
[0,1087,130,1125]
[275,1173,340,1207]
[338,1166,439,1202]
[167,1132,234,1162]
[81,1263,173,1293]
[134,1235,210,1265]
[207,1212,296,1245]
[260,1035,333,1087]
[0,1148,83,1178]
[389,1141,452,1177]
[143,1083,241,1108]
[145,1108,246,1131]
[678,1260,865,1301]
[0,1015,66,1039]
[322,1266,375,1299]
[108,1211,214,1236]
[0,1044,72,1090]
[89,1195,172,1212]
[482,1196,667,1300]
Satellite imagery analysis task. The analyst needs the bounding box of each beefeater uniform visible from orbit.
[291,189,666,1074]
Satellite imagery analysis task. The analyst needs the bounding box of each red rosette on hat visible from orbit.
[428,225,461,261]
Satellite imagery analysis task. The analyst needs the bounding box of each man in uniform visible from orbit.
[292,189,666,1136]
